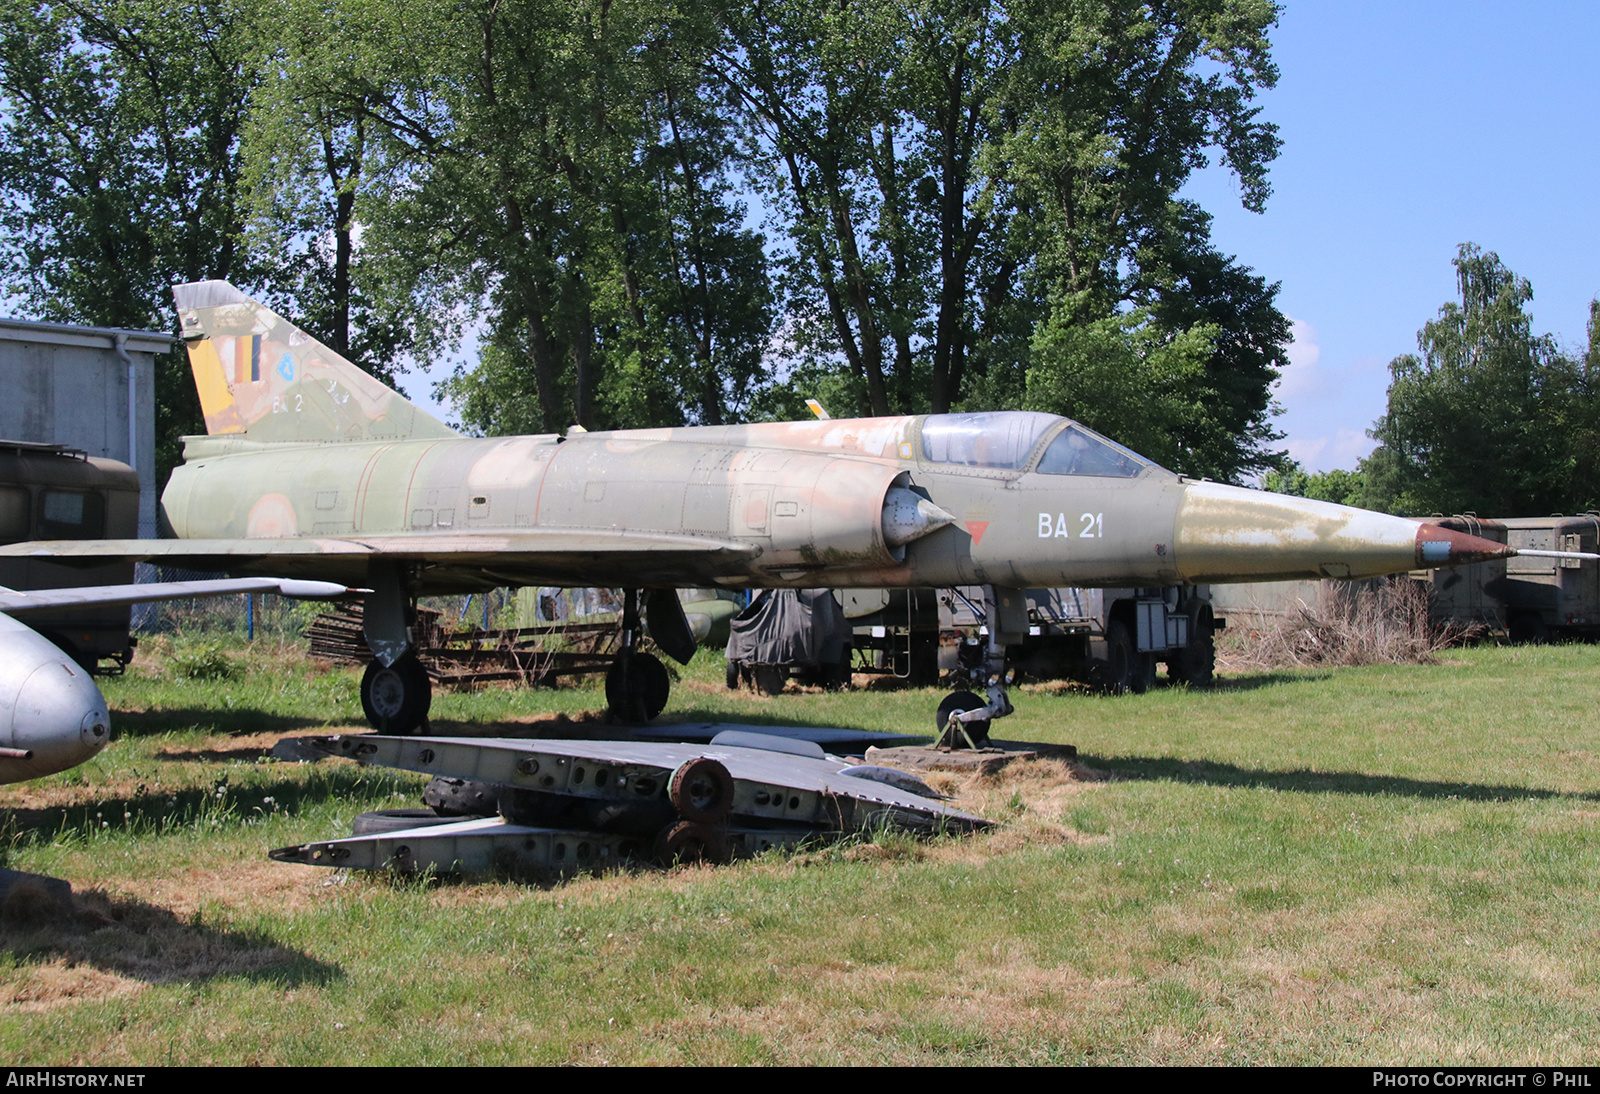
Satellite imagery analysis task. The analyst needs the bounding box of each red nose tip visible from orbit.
[1414,524,1515,568]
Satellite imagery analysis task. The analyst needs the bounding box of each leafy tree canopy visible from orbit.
[1360,244,1591,517]
[1261,461,1365,507]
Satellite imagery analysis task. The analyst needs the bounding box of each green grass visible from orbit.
[2,638,1599,1064]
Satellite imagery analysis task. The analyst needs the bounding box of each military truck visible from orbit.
[1402,514,1600,642]
[0,441,140,670]
[1498,515,1600,641]
[835,584,1218,694]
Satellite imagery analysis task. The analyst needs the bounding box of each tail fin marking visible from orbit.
[172,281,459,444]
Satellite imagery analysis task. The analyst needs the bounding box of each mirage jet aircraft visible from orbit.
[0,576,349,784]
[0,281,1523,738]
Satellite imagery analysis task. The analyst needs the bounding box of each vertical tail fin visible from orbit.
[171,281,458,443]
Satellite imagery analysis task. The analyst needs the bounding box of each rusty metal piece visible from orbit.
[668,757,736,823]
[653,820,729,866]
[307,602,623,691]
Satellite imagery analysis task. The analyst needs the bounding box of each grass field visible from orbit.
[1,637,1598,1065]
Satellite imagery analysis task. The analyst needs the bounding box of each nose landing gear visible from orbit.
[936,585,1020,749]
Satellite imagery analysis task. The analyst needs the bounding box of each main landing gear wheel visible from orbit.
[605,652,670,723]
[361,654,432,734]
[935,690,990,744]
[669,757,736,823]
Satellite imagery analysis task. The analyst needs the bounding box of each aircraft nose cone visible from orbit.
[1414,524,1516,568]
[2,649,110,781]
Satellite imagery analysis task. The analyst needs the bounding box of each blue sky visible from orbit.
[1181,1,1600,472]
[399,3,1600,473]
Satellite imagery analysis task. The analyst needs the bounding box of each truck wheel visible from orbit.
[1099,622,1135,695]
[1509,612,1548,645]
[752,664,786,696]
[361,655,432,734]
[935,690,989,743]
[821,648,852,690]
[654,820,729,866]
[669,757,736,823]
[1174,617,1215,688]
[1132,652,1156,694]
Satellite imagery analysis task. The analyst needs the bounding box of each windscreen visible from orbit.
[1035,424,1149,478]
[920,412,1060,470]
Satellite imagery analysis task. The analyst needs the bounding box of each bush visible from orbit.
[169,641,239,681]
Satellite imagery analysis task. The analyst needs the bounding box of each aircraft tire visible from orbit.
[634,652,671,719]
[605,653,670,723]
[350,808,467,836]
[654,820,729,866]
[669,757,736,823]
[360,655,432,734]
[935,690,989,743]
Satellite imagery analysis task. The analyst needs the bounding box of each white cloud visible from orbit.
[1276,317,1324,402]
[1270,316,1391,473]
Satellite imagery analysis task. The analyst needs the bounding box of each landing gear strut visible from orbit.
[359,561,432,734]
[936,584,1019,748]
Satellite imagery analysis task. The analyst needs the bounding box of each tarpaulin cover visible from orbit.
[725,589,848,667]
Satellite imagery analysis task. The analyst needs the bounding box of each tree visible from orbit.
[245,0,775,436]
[1021,294,1216,468]
[1361,244,1572,517]
[719,0,1287,481]
[1261,460,1365,506]
[1539,300,1600,512]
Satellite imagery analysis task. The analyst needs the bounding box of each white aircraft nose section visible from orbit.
[0,623,111,782]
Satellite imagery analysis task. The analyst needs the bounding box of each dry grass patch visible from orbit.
[113,858,333,921]
[1221,580,1474,671]
[0,961,142,1013]
[0,880,333,1011]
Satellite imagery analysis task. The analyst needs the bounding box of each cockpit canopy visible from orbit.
[918,412,1155,478]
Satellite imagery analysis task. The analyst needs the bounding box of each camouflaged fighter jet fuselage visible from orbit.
[0,281,1518,732]
[111,282,1502,596]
